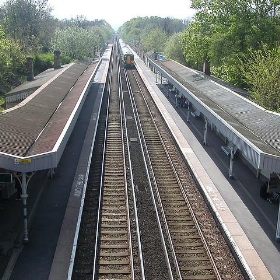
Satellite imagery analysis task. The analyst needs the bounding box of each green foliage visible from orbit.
[51,23,113,61]
[0,0,278,113]
[33,53,54,75]
[51,26,92,60]
[163,32,186,65]
[182,21,210,70]
[179,0,280,111]
[0,25,25,93]
[140,27,168,53]
[32,52,71,75]
[240,45,280,112]
[0,95,4,111]
[0,0,55,52]
[0,0,113,95]
[119,16,188,58]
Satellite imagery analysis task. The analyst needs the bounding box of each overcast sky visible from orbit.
[47,0,196,30]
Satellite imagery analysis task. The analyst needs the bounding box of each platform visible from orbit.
[136,55,280,279]
[1,48,279,280]
[0,82,104,280]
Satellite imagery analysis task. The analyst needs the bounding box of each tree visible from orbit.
[51,26,96,60]
[186,0,280,85]
[118,16,187,47]
[0,25,25,93]
[0,0,55,52]
[240,45,280,112]
[51,23,113,61]
[182,21,210,70]
[164,32,186,65]
[140,27,168,53]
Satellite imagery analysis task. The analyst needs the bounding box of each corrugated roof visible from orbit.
[0,62,97,157]
[156,59,280,157]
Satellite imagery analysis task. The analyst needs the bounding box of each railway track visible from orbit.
[127,69,244,279]
[70,44,245,280]
[95,89,133,278]
[127,70,220,279]
[72,42,142,280]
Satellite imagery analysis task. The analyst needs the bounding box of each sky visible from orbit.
[46,0,196,30]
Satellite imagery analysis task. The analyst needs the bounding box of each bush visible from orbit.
[33,52,73,75]
[33,53,54,75]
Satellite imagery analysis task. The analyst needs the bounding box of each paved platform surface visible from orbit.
[1,57,280,280]
[136,56,280,279]
[0,82,101,280]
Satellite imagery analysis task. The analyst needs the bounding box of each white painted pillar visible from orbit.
[14,171,35,244]
[276,201,280,242]
[229,145,234,179]
[186,104,190,122]
[203,119,208,145]
[21,172,29,244]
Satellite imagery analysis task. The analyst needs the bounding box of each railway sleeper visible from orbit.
[101,214,126,217]
[182,275,217,280]
[164,207,189,212]
[102,191,126,195]
[168,220,193,225]
[102,205,126,209]
[101,222,127,226]
[100,244,128,249]
[180,265,214,271]
[176,249,206,254]
[101,212,126,216]
[160,190,183,195]
[102,200,126,205]
[101,224,127,228]
[100,235,128,240]
[175,250,207,255]
[102,217,127,222]
[100,251,129,257]
[173,239,203,245]
[99,259,131,265]
[104,170,124,175]
[98,269,131,274]
[178,256,210,261]
[165,215,193,221]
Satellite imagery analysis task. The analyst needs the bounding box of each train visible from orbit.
[118,38,135,68]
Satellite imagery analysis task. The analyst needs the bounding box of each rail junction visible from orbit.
[0,38,279,279]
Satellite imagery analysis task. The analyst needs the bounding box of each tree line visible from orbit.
[1,0,279,113]
[0,0,114,103]
[119,2,280,113]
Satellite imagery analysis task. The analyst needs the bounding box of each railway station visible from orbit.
[0,39,279,279]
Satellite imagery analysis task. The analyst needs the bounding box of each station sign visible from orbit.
[14,158,32,164]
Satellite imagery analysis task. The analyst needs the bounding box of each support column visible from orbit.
[50,168,55,178]
[256,168,260,178]
[203,119,208,145]
[186,104,190,122]
[229,145,234,179]
[276,201,280,242]
[13,171,35,244]
[21,172,29,243]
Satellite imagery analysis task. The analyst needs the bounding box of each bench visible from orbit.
[221,146,231,156]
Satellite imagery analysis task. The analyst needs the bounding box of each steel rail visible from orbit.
[125,69,175,280]
[130,69,222,280]
[121,69,146,280]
